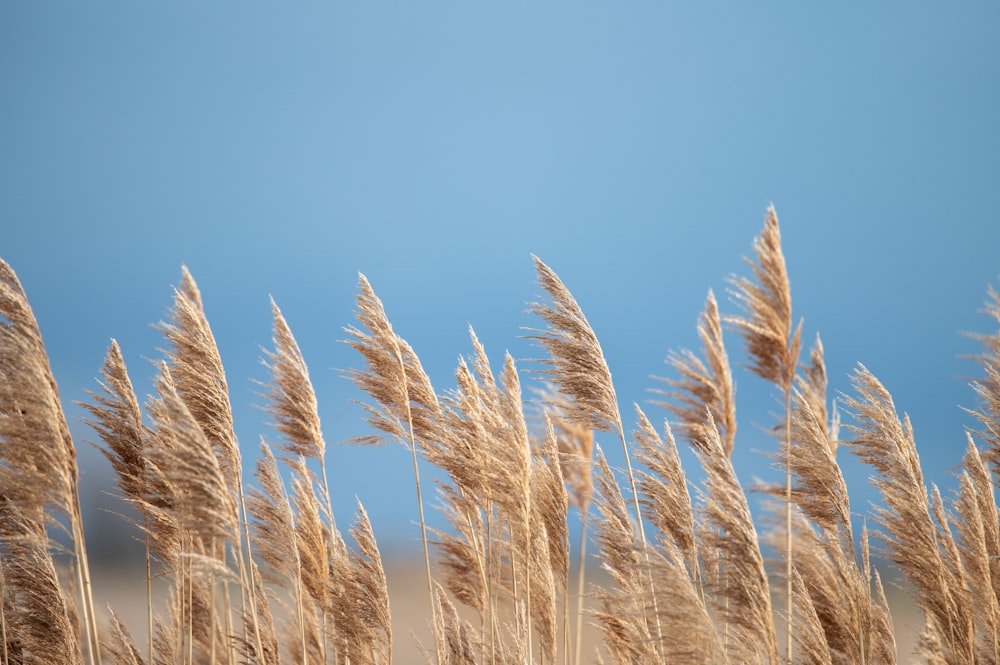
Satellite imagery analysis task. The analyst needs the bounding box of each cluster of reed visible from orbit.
[0,206,997,665]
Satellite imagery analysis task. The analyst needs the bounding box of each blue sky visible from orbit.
[2,3,998,556]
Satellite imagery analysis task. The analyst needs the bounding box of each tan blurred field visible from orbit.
[90,560,925,665]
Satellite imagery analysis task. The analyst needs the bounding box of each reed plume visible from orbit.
[529,417,569,665]
[633,407,724,663]
[497,354,546,661]
[147,366,238,558]
[288,456,334,663]
[106,610,145,665]
[432,583,477,665]
[787,514,896,664]
[793,515,896,665]
[158,267,254,663]
[781,343,897,664]
[429,331,498,648]
[0,505,83,665]
[726,206,801,393]
[532,386,593,665]
[247,442,307,660]
[527,256,665,656]
[591,448,654,665]
[157,267,242,498]
[633,406,696,576]
[526,257,645,545]
[526,257,620,434]
[436,337,558,662]
[145,364,237,664]
[344,274,443,448]
[83,341,148,511]
[261,299,327,462]
[967,286,1000,477]
[952,438,1000,663]
[0,258,98,665]
[261,298,345,662]
[344,502,392,665]
[81,341,158,664]
[653,289,737,456]
[789,566,833,665]
[694,414,779,664]
[651,285,740,655]
[786,338,850,543]
[844,365,976,663]
[236,555,280,665]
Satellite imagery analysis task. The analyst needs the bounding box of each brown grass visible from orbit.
[0,205,997,664]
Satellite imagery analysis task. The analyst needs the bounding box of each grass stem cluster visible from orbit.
[0,207,997,664]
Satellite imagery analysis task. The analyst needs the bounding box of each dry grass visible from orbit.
[0,205,998,664]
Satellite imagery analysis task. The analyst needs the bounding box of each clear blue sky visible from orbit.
[2,3,998,557]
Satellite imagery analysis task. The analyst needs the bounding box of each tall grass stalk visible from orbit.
[726,206,801,661]
[345,274,445,662]
[527,256,665,660]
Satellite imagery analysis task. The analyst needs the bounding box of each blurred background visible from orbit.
[1,2,998,653]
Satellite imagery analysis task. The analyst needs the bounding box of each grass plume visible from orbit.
[652,289,737,457]
[0,258,98,665]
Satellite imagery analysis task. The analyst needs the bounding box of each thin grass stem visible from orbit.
[572,515,588,665]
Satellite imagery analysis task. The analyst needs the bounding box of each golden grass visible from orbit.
[0,205,998,664]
